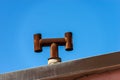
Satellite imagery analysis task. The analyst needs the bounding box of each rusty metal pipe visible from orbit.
[65,32,73,50]
[48,43,61,65]
[40,38,65,46]
[34,32,73,65]
[34,34,42,52]
[50,43,59,58]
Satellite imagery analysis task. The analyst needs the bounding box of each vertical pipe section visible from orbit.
[50,43,58,58]
[48,43,61,65]
[34,34,42,52]
[65,32,73,51]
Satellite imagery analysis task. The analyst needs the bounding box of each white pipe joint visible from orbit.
[48,58,61,65]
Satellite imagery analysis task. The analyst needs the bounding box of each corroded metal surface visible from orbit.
[34,32,73,63]
[34,32,73,52]
[1,51,120,80]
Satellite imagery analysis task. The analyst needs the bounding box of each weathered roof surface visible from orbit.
[76,69,120,80]
[0,51,120,80]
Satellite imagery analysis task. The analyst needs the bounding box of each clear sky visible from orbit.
[0,0,120,74]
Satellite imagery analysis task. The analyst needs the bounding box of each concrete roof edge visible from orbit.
[0,51,120,80]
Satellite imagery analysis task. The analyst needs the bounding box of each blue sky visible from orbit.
[0,0,120,74]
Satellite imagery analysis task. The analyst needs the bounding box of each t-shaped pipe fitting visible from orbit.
[34,32,73,64]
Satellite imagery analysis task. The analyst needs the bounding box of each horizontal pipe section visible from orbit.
[40,38,66,46]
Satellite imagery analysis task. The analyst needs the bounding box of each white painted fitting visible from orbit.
[48,58,61,65]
